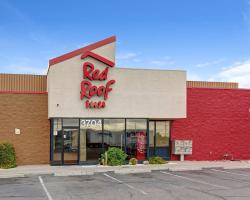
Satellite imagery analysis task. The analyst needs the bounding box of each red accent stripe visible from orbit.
[81,51,115,67]
[49,36,116,67]
[0,91,48,94]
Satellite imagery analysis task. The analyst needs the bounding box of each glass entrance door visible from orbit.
[63,128,79,164]
[149,121,170,159]
[80,119,103,163]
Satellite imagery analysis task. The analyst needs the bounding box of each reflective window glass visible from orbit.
[80,119,103,161]
[126,119,147,160]
[53,119,62,161]
[149,121,155,157]
[63,119,79,127]
[156,121,170,147]
[103,119,125,150]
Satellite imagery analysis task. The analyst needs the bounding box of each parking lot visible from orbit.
[1,168,250,200]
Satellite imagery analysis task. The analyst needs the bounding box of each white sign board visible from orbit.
[172,140,192,155]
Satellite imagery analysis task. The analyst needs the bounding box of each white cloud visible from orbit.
[150,60,168,66]
[163,56,171,60]
[211,60,250,88]
[132,58,141,63]
[150,56,175,66]
[242,1,250,32]
[150,60,174,66]
[117,52,138,60]
[195,59,224,68]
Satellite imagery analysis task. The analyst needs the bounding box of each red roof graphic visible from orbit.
[81,51,114,67]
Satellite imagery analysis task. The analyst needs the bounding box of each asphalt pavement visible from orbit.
[1,168,250,200]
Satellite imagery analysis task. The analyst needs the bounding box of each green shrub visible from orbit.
[129,158,137,165]
[100,147,127,166]
[149,156,167,164]
[0,143,16,169]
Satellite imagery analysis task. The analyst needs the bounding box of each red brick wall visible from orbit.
[0,93,50,165]
[171,88,250,161]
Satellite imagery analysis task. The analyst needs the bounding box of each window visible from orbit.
[63,118,79,127]
[155,121,170,147]
[126,119,147,160]
[53,119,62,161]
[149,121,155,157]
[148,121,170,159]
[103,119,125,150]
[80,119,103,161]
[51,118,171,164]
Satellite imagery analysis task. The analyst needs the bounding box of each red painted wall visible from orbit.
[171,88,250,161]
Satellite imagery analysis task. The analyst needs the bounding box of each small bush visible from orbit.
[0,143,16,169]
[129,158,137,165]
[149,156,167,164]
[100,147,127,166]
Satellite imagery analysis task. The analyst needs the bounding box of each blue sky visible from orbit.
[0,0,250,87]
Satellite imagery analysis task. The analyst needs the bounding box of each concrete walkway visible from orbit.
[1,160,250,178]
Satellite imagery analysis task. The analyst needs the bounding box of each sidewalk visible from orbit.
[1,160,250,178]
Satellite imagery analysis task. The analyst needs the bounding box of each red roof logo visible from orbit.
[81,51,115,67]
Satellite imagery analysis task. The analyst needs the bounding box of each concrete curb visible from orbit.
[0,173,25,178]
[1,161,250,178]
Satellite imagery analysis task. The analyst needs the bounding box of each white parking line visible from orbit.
[211,169,250,177]
[38,176,53,200]
[160,171,229,189]
[103,173,148,195]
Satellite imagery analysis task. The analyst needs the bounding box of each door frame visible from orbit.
[62,126,80,165]
[148,120,171,160]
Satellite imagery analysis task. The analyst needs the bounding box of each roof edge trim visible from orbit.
[49,35,116,67]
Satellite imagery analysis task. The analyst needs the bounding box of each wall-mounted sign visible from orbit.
[172,140,192,155]
[80,51,116,109]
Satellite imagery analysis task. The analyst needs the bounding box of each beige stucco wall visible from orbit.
[48,42,186,119]
[91,42,115,62]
